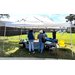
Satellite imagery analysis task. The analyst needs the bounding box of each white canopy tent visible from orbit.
[2,21,75,57]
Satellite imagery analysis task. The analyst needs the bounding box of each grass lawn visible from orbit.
[0,32,75,59]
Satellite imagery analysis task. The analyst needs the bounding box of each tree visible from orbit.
[65,14,75,23]
[65,14,75,25]
[17,19,25,22]
[0,14,10,19]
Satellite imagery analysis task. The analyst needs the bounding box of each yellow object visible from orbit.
[59,40,66,47]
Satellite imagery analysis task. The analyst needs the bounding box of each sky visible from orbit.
[2,14,69,23]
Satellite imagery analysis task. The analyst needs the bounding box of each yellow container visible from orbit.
[59,40,66,47]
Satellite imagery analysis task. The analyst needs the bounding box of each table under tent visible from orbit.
[2,22,75,57]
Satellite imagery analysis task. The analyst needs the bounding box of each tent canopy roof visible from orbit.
[5,22,75,28]
[0,20,13,27]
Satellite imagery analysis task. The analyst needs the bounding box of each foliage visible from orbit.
[0,14,10,19]
[17,19,25,22]
[65,14,75,23]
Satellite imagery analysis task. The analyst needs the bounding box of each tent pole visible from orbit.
[21,27,22,39]
[3,26,6,53]
[60,27,61,39]
[19,28,20,40]
[59,27,61,48]
[19,33,20,40]
[70,22,73,57]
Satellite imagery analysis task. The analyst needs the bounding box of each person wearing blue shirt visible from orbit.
[43,30,47,38]
[28,28,35,54]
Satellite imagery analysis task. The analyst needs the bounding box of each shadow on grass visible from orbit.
[1,46,75,60]
[57,48,72,52]
[56,48,75,59]
[7,47,58,58]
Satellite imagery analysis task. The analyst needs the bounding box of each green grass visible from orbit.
[0,32,75,59]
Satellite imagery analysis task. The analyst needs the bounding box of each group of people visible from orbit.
[27,28,56,54]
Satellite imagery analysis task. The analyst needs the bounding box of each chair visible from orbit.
[59,40,66,47]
